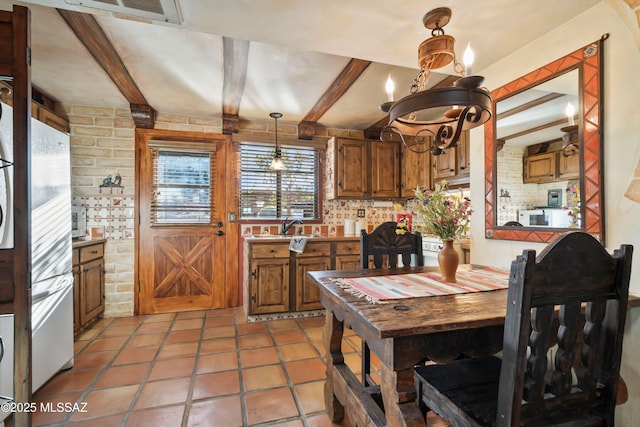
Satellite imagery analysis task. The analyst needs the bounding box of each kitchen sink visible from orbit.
[247,234,321,239]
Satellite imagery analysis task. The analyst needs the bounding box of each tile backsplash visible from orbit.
[72,195,135,240]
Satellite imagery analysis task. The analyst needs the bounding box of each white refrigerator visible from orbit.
[0,101,74,419]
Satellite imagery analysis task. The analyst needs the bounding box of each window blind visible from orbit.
[239,144,320,219]
[151,149,215,224]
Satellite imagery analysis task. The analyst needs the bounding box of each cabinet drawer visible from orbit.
[79,243,104,263]
[252,244,290,258]
[72,248,80,265]
[296,242,331,257]
[335,241,360,255]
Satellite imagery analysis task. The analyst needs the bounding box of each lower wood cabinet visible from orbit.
[72,240,105,336]
[246,238,360,315]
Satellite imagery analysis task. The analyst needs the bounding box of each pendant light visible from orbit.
[269,112,285,170]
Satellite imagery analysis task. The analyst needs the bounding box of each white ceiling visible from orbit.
[0,0,602,131]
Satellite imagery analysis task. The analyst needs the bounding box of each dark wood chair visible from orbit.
[359,221,424,386]
[360,221,424,269]
[414,231,633,427]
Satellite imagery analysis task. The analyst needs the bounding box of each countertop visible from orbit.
[242,234,360,243]
[72,238,107,249]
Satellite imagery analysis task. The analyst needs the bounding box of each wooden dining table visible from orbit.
[308,265,640,427]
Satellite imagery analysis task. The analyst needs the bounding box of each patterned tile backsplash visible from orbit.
[72,195,135,240]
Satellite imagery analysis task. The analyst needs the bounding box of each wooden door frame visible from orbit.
[134,128,239,314]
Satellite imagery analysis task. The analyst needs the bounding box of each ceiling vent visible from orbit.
[64,0,181,24]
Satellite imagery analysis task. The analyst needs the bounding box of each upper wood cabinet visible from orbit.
[558,152,579,180]
[326,137,407,199]
[400,145,431,197]
[431,130,470,188]
[523,152,557,183]
[370,141,400,198]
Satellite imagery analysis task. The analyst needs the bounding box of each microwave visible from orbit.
[519,209,572,228]
[71,205,87,239]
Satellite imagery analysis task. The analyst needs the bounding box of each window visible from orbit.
[239,144,320,220]
[151,148,215,224]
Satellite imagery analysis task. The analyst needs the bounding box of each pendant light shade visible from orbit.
[269,112,285,170]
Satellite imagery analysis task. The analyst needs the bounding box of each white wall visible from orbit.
[469,2,640,423]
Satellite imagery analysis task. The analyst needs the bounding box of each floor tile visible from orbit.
[295,381,326,415]
[197,352,238,374]
[165,328,202,344]
[240,346,280,368]
[285,359,326,384]
[238,332,273,349]
[273,329,308,345]
[112,346,159,365]
[32,392,82,426]
[187,395,243,427]
[279,342,319,361]
[72,351,117,370]
[94,363,150,388]
[134,377,191,410]
[199,337,237,354]
[110,316,148,326]
[303,327,323,341]
[268,319,300,331]
[125,332,164,348]
[65,414,125,426]
[83,336,128,353]
[157,341,199,360]
[171,318,204,331]
[69,384,138,420]
[242,365,287,391]
[143,313,176,323]
[176,310,206,320]
[135,321,173,334]
[97,324,138,338]
[35,368,102,396]
[203,325,236,339]
[125,405,185,427]
[244,387,299,425]
[237,322,268,335]
[192,371,240,400]
[205,316,235,327]
[147,357,195,381]
[297,316,325,328]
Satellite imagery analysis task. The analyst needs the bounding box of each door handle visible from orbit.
[216,230,224,236]
[217,221,223,228]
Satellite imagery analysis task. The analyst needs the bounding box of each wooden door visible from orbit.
[80,258,105,325]
[295,256,329,311]
[137,131,228,314]
[371,141,400,198]
[336,138,368,198]
[558,153,579,179]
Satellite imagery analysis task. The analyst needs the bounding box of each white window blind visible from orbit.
[239,144,320,219]
[151,149,215,224]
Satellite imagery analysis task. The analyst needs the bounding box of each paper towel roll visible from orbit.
[355,221,363,235]
[344,219,355,236]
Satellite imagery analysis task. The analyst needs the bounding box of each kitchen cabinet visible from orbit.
[334,241,361,270]
[523,152,556,183]
[244,237,361,316]
[431,130,470,187]
[248,243,290,315]
[558,152,579,179]
[400,144,431,198]
[370,141,401,198]
[326,137,402,199]
[294,242,331,311]
[72,239,105,335]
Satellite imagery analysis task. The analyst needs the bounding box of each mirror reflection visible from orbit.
[494,68,580,229]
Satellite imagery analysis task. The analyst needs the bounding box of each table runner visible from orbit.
[334,267,510,303]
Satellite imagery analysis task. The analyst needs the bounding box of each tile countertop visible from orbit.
[72,238,107,248]
[242,234,361,243]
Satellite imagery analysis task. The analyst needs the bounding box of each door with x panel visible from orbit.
[137,132,228,314]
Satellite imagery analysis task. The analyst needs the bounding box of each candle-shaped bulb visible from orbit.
[565,102,575,126]
[463,43,474,76]
[385,74,395,102]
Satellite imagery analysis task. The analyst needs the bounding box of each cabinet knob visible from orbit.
[251,270,257,278]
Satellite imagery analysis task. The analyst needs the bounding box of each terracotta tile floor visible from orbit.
[25,309,361,426]
[20,308,451,426]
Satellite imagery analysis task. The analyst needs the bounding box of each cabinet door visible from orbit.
[401,145,430,197]
[558,153,579,179]
[249,258,290,314]
[336,139,368,198]
[371,141,400,198]
[335,254,361,271]
[432,148,457,182]
[457,131,470,176]
[523,152,556,183]
[295,257,330,311]
[80,258,105,326]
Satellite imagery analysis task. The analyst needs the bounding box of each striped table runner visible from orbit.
[334,267,510,303]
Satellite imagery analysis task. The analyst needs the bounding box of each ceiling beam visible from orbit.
[298,58,371,140]
[501,117,567,141]
[496,93,564,121]
[364,74,460,140]
[222,37,249,134]
[57,9,155,128]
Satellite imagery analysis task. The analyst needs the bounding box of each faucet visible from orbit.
[281,218,303,235]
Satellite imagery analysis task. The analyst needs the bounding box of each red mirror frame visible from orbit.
[484,38,605,244]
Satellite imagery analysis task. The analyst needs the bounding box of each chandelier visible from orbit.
[268,112,285,170]
[380,7,492,154]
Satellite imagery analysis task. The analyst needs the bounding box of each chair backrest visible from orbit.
[360,221,424,269]
[497,231,633,426]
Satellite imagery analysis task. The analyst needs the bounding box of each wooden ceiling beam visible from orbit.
[298,58,371,140]
[222,37,249,134]
[364,74,460,140]
[57,9,155,128]
[496,93,564,121]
